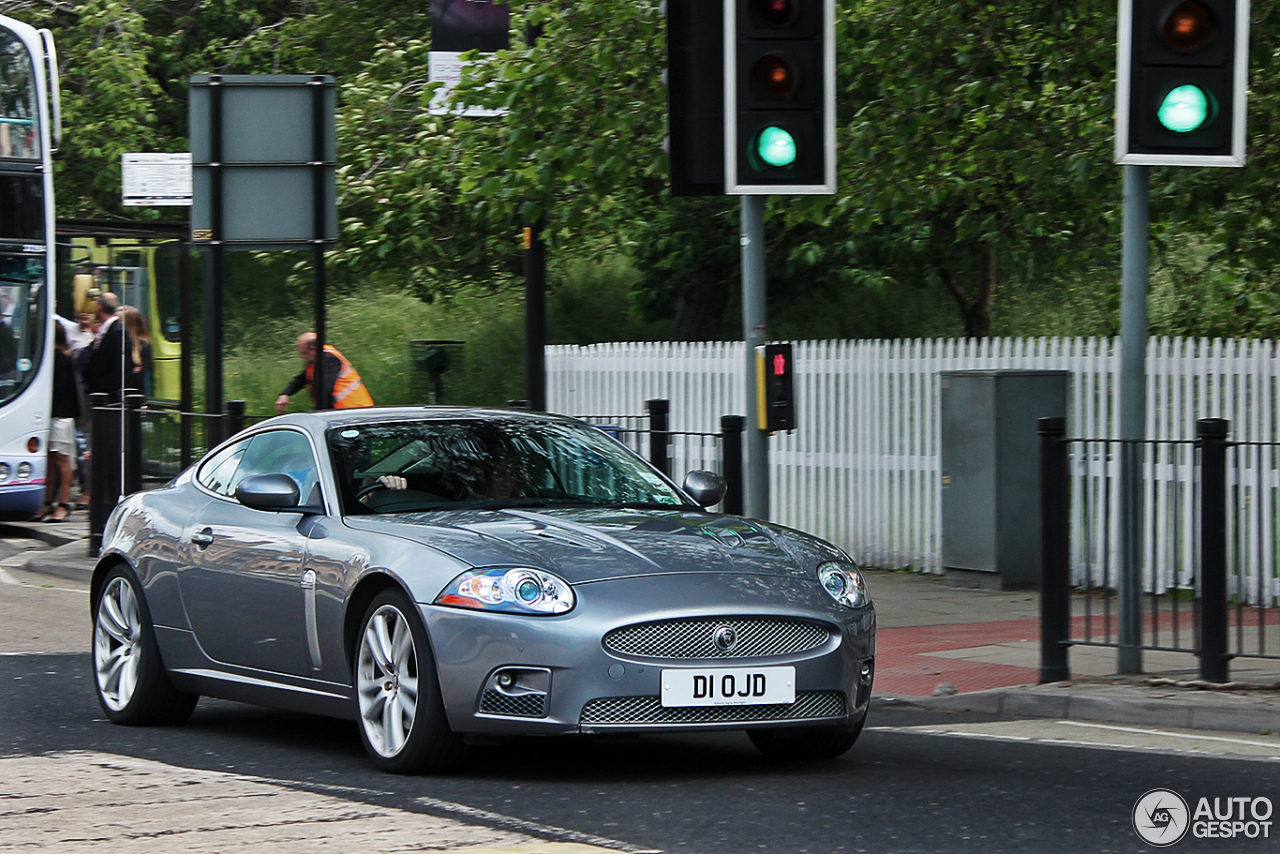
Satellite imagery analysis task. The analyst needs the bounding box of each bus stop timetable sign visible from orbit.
[122,153,192,207]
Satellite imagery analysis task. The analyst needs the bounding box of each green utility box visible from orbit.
[940,370,1069,590]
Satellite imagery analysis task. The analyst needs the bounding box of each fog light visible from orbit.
[16,462,32,480]
[0,463,10,484]
[497,672,514,688]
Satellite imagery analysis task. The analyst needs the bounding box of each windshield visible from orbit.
[0,27,36,160]
[0,252,45,404]
[329,418,690,515]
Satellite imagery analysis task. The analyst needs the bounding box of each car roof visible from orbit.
[260,406,583,433]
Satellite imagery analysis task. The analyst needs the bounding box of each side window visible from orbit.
[196,438,250,497]
[231,430,320,502]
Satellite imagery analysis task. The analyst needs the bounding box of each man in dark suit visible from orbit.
[84,292,132,403]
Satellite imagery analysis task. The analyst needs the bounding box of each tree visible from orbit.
[802,0,1122,338]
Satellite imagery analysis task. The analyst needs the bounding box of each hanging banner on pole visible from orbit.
[428,0,510,116]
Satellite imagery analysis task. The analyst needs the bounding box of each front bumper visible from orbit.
[423,573,875,736]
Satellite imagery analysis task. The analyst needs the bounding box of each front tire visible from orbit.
[92,565,198,725]
[354,589,464,774]
[748,713,866,761]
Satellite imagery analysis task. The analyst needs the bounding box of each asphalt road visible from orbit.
[3,546,1280,852]
[3,650,1279,853]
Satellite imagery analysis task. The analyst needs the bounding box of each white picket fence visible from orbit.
[547,337,1280,602]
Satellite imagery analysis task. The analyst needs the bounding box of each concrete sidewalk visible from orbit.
[7,518,1280,736]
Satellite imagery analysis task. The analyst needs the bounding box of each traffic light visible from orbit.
[666,0,725,196]
[756,343,796,431]
[1116,0,1249,167]
[726,0,835,194]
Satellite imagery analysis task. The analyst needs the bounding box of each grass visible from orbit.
[218,255,665,416]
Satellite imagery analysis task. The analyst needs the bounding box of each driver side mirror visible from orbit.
[682,470,727,508]
[235,473,320,514]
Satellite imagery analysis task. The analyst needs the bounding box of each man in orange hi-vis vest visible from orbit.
[275,332,375,414]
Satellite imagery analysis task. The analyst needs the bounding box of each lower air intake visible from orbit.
[580,690,846,725]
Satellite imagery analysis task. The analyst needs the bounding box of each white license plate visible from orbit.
[660,666,796,708]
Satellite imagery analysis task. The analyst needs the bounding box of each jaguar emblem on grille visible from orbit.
[712,625,738,652]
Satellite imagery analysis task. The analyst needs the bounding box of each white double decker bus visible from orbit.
[0,14,59,517]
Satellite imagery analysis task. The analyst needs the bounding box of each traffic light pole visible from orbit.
[742,194,769,519]
[1118,164,1149,674]
[523,217,546,411]
[523,18,547,412]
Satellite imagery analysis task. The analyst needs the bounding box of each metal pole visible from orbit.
[205,76,225,418]
[523,218,546,411]
[311,76,329,410]
[179,239,193,469]
[226,399,247,437]
[721,414,745,515]
[741,195,768,519]
[123,392,145,496]
[522,19,546,412]
[1118,164,1148,674]
[1198,417,1230,683]
[647,398,671,479]
[1038,416,1071,683]
[88,392,110,554]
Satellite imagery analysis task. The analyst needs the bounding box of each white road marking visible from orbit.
[871,719,1280,762]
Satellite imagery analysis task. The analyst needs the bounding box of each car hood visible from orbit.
[344,507,843,583]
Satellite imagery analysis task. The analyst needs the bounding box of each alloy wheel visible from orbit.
[356,603,420,757]
[94,576,143,711]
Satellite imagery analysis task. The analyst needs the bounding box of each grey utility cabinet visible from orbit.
[940,370,1069,590]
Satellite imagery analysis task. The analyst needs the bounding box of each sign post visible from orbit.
[189,74,337,419]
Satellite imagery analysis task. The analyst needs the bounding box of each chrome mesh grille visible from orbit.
[480,690,548,718]
[603,617,829,660]
[580,690,846,725]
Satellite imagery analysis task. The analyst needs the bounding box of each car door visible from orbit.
[180,428,323,677]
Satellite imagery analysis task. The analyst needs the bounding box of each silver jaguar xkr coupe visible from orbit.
[91,407,875,773]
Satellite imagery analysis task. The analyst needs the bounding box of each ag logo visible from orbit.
[1133,788,1190,846]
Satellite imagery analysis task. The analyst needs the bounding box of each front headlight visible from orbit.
[817,561,870,609]
[436,567,575,615]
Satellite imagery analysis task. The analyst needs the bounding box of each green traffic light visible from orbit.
[1158,84,1210,133]
[755,126,797,167]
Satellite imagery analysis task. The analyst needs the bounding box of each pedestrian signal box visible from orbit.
[756,343,796,432]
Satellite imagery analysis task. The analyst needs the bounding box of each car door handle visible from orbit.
[191,528,214,548]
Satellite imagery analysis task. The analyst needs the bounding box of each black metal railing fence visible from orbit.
[1040,416,1280,684]
[574,399,745,515]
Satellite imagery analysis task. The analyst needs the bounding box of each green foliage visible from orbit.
[14,0,1280,346]
[221,255,663,414]
[814,0,1121,337]
[332,36,520,296]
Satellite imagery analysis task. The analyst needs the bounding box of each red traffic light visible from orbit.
[749,0,795,27]
[1162,1,1214,51]
[752,53,796,97]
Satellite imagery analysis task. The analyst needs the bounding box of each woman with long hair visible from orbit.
[119,305,152,398]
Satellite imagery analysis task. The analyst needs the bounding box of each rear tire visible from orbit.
[354,589,464,774]
[748,713,866,761]
[92,565,198,726]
